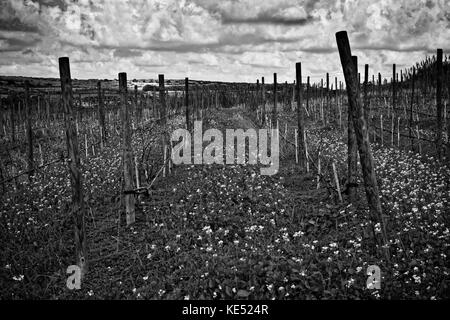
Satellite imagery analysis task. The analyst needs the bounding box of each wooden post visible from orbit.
[10,94,15,142]
[97,81,107,144]
[134,85,138,121]
[335,76,338,121]
[85,134,88,158]
[306,76,310,116]
[436,49,443,159]
[364,64,369,123]
[332,162,343,203]
[336,31,389,260]
[304,130,309,173]
[316,151,321,189]
[25,81,34,182]
[256,79,260,111]
[159,74,166,124]
[59,57,87,278]
[134,156,140,189]
[326,72,330,123]
[152,86,156,118]
[391,114,394,146]
[417,125,421,153]
[339,82,342,130]
[347,56,358,201]
[296,63,306,169]
[392,64,396,113]
[39,143,44,166]
[272,73,277,127]
[119,72,135,226]
[261,77,266,125]
[378,73,382,103]
[185,78,190,131]
[410,67,415,150]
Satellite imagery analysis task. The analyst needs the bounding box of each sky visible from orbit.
[0,0,449,84]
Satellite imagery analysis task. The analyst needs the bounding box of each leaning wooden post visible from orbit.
[185,78,190,131]
[159,74,166,124]
[272,73,277,127]
[436,49,443,159]
[25,81,34,182]
[347,56,358,202]
[119,72,135,226]
[97,81,107,144]
[336,31,390,261]
[59,57,87,278]
[296,62,306,169]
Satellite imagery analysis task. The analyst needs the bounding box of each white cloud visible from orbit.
[0,0,448,82]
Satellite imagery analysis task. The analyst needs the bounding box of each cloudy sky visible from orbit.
[0,0,448,83]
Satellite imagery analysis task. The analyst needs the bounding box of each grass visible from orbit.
[0,105,448,300]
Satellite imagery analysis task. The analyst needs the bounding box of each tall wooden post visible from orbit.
[185,77,190,131]
[25,81,34,181]
[378,73,382,103]
[306,76,310,115]
[296,63,305,169]
[97,81,107,144]
[326,72,330,122]
[436,49,443,159]
[261,77,266,125]
[348,56,358,202]
[410,68,415,150]
[59,57,87,277]
[336,32,389,260]
[159,74,166,124]
[256,79,260,111]
[119,72,135,226]
[272,73,277,127]
[364,64,369,122]
[392,64,396,113]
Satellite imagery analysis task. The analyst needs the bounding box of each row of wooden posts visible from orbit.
[1,31,448,280]
[57,61,222,279]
